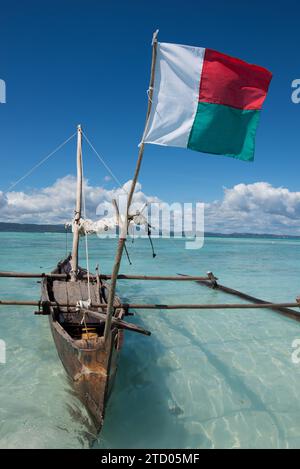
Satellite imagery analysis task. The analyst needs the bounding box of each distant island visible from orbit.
[0,222,70,233]
[0,222,299,239]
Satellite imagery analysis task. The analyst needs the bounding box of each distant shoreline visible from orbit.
[0,222,299,240]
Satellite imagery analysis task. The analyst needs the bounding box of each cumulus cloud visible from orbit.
[0,178,300,235]
[204,182,300,234]
[0,176,160,224]
[0,191,7,209]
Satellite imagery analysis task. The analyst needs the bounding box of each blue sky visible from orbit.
[0,0,299,208]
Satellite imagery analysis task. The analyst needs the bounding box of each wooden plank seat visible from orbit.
[52,280,106,325]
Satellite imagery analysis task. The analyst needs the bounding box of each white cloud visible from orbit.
[0,176,160,225]
[0,191,7,209]
[0,178,300,235]
[204,182,300,234]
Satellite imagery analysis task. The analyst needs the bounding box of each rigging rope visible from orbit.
[81,131,127,193]
[5,132,76,193]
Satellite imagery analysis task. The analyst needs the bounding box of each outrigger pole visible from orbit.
[2,270,300,323]
[1,299,300,313]
[183,272,299,317]
[0,271,212,281]
[103,30,159,343]
[70,124,83,280]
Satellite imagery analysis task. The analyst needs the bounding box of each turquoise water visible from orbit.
[1,232,300,448]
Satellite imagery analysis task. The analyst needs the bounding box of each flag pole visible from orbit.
[104,30,159,344]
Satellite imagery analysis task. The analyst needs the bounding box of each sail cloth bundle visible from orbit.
[73,212,151,236]
[143,42,272,161]
[72,211,156,258]
[75,217,117,235]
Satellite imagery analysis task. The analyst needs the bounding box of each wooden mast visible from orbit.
[104,30,159,343]
[70,124,83,280]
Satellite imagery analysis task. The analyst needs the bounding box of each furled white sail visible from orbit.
[72,211,150,237]
[74,217,117,236]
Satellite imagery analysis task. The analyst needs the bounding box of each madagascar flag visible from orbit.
[144,42,272,161]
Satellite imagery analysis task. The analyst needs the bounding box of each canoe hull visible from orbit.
[41,260,124,432]
[49,317,121,430]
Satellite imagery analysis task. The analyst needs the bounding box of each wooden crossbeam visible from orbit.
[0,299,299,311]
[0,271,211,281]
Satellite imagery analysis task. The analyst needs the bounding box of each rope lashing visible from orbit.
[76,299,92,337]
[76,300,92,311]
[147,87,154,104]
[207,271,218,288]
[151,29,159,45]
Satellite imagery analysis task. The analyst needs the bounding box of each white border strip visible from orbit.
[144,42,205,148]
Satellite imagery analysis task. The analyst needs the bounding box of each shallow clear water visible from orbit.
[1,232,300,448]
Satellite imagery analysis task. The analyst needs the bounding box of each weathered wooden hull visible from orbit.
[41,260,124,431]
[49,316,121,430]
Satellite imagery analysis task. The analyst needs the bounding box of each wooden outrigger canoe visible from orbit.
[41,256,125,430]
[35,123,128,431]
[34,34,159,431]
[0,31,291,439]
